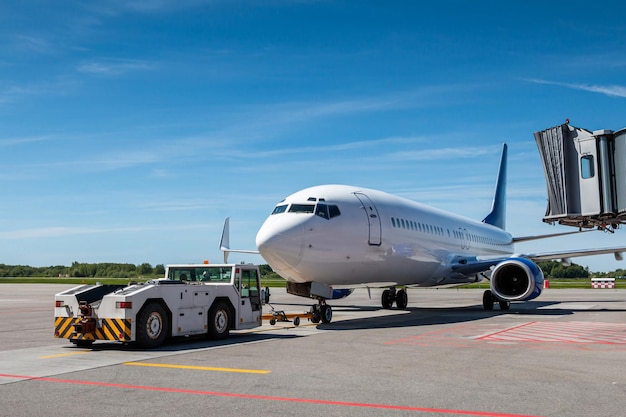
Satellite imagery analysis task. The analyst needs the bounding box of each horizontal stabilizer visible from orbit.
[220,217,259,263]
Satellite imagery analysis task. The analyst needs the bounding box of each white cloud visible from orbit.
[528,79,626,98]
[77,58,157,76]
[0,223,212,240]
[0,135,56,147]
[387,145,500,161]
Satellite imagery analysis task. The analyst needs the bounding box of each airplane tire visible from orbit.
[381,289,392,309]
[499,300,511,310]
[320,305,332,323]
[310,305,321,323]
[396,289,408,309]
[483,290,494,311]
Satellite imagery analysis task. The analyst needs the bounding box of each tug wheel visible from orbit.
[137,302,169,348]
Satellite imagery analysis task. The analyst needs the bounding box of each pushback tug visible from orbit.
[54,262,262,348]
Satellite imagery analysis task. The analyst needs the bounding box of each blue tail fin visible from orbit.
[482,143,507,230]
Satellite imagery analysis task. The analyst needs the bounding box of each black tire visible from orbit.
[310,305,321,323]
[208,301,231,340]
[293,316,300,326]
[499,300,511,311]
[136,302,169,348]
[483,290,494,311]
[381,289,393,309]
[396,289,408,309]
[320,305,332,323]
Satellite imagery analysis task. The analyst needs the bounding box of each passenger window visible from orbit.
[581,155,594,179]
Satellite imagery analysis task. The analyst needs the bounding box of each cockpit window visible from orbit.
[315,204,341,220]
[271,204,288,215]
[288,204,315,213]
[315,204,329,219]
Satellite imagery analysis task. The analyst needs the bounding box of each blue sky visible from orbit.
[2,1,626,272]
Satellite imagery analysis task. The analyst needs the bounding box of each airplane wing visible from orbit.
[525,247,626,262]
[451,246,626,277]
[512,229,595,243]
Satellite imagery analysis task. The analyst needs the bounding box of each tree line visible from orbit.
[0,262,281,280]
[0,262,166,279]
[0,261,618,280]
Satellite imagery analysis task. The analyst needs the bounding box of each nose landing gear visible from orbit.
[309,299,332,324]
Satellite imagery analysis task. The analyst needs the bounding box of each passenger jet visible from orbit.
[222,144,626,323]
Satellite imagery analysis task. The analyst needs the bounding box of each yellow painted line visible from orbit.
[40,351,90,359]
[124,362,271,374]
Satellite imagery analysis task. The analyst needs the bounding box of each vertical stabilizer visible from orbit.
[482,143,507,230]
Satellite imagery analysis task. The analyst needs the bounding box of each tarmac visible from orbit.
[1,283,626,417]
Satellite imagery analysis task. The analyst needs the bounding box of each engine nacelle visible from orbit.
[490,257,544,302]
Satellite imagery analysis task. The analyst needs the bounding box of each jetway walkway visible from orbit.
[535,122,626,231]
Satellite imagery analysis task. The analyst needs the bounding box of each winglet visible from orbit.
[482,143,507,230]
[220,217,231,263]
[219,217,260,263]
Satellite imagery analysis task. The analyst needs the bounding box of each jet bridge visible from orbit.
[534,123,626,231]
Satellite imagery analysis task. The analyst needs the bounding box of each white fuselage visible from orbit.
[256,184,514,288]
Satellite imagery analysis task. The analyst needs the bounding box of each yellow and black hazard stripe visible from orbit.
[54,317,131,341]
[55,316,79,339]
[98,318,131,341]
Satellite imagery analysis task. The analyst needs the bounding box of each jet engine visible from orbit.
[490,257,544,302]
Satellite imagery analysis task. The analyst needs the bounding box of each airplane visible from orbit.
[222,144,626,324]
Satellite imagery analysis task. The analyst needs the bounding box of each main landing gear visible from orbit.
[482,289,510,311]
[309,299,332,324]
[381,287,408,309]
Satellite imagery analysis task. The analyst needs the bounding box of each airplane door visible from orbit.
[354,192,382,246]
[458,227,469,249]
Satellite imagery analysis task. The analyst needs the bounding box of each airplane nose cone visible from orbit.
[256,217,305,271]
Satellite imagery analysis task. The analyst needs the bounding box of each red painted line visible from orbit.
[476,322,536,341]
[0,373,544,417]
[479,322,626,345]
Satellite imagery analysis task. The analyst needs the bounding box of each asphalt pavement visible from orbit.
[1,284,625,417]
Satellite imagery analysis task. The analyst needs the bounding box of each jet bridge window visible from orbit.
[581,155,595,179]
[288,204,315,213]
